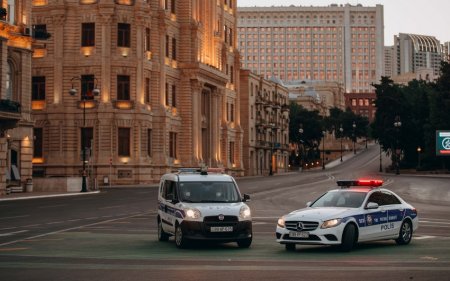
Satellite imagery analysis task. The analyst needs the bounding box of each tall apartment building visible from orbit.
[0,0,34,196]
[240,70,289,176]
[393,33,443,79]
[30,0,242,187]
[237,4,384,94]
[384,46,395,78]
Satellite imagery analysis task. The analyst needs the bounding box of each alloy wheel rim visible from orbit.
[402,222,411,241]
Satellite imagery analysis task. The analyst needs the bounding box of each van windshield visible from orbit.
[178,181,240,203]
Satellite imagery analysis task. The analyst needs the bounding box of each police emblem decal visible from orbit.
[366,215,373,225]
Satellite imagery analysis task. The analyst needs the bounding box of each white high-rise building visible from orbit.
[237,4,385,94]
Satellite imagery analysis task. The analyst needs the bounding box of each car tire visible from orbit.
[175,224,188,248]
[157,218,169,242]
[285,243,296,251]
[395,220,412,245]
[237,238,252,248]
[340,224,357,252]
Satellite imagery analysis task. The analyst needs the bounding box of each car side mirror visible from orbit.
[306,201,312,207]
[242,194,251,202]
[365,202,379,209]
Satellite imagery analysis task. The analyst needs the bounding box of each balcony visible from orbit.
[0,99,21,133]
[113,100,134,110]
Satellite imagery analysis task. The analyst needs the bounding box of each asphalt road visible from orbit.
[0,144,449,281]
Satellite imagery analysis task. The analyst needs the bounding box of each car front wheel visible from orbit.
[175,224,188,248]
[340,224,357,252]
[396,220,412,245]
[237,237,252,248]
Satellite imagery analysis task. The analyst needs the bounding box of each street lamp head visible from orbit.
[352,121,356,129]
[299,128,303,134]
[417,147,422,152]
[92,88,100,96]
[339,126,343,133]
[69,88,77,96]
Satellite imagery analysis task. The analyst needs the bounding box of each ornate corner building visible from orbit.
[0,0,33,195]
[30,0,242,186]
[239,69,290,176]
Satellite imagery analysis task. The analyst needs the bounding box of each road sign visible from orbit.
[436,131,450,156]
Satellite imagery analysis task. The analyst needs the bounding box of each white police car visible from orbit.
[276,179,418,251]
[157,168,252,248]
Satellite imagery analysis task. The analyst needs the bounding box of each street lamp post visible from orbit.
[298,125,303,170]
[268,123,275,176]
[352,121,356,154]
[394,116,402,175]
[379,144,383,172]
[322,130,326,170]
[417,147,422,171]
[69,76,100,192]
[339,125,343,162]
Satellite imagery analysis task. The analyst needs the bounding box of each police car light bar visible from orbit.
[337,179,383,188]
[176,167,225,175]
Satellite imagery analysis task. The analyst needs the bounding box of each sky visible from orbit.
[237,0,450,46]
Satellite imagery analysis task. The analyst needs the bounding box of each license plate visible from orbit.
[210,226,233,232]
[289,231,309,238]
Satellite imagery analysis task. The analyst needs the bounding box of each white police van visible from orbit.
[157,168,252,248]
[276,179,418,251]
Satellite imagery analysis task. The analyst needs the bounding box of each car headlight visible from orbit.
[321,218,342,229]
[185,208,201,220]
[239,205,251,220]
[277,216,286,228]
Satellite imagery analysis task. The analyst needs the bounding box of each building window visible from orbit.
[81,75,95,99]
[170,0,176,14]
[81,127,93,152]
[169,132,177,158]
[145,28,151,51]
[118,128,131,156]
[230,103,234,122]
[165,82,169,106]
[81,23,95,46]
[118,23,130,47]
[230,66,234,83]
[165,35,170,57]
[33,128,43,158]
[229,141,235,165]
[171,84,176,107]
[117,75,130,100]
[6,0,15,24]
[32,76,46,100]
[147,129,152,157]
[5,62,14,100]
[145,77,150,103]
[172,37,177,60]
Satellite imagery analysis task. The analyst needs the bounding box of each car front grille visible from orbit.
[285,221,319,231]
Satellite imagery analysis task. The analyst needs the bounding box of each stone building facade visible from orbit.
[240,69,289,176]
[31,0,243,187]
[0,0,34,196]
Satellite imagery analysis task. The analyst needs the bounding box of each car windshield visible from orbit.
[310,191,367,208]
[178,181,240,203]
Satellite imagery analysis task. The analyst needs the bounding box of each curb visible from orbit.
[0,191,101,202]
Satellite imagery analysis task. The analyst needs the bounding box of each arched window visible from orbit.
[5,61,13,100]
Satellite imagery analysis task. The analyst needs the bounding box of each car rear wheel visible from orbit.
[340,224,357,252]
[396,220,412,245]
[157,219,169,242]
[237,238,252,248]
[285,243,296,251]
[175,224,188,248]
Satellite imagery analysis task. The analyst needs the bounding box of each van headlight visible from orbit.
[321,218,342,229]
[185,208,201,220]
[239,205,251,220]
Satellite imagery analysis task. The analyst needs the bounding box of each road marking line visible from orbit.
[98,205,125,210]
[0,247,28,251]
[0,212,151,247]
[39,204,67,209]
[46,221,64,225]
[415,235,436,240]
[0,230,29,237]
[0,227,18,231]
[0,215,29,220]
